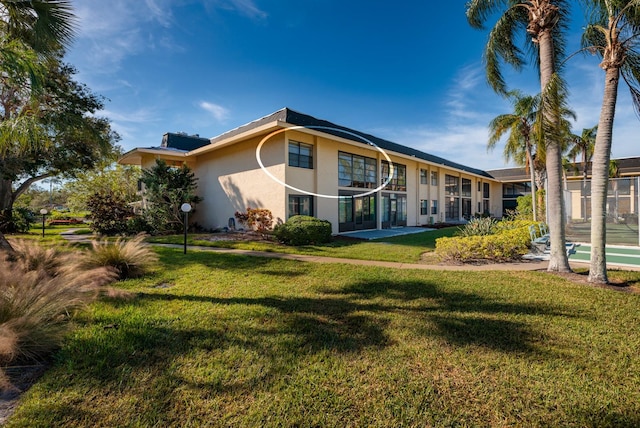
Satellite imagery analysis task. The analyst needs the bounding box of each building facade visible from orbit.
[120,108,504,234]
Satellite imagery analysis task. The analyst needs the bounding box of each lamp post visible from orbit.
[180,203,192,254]
[39,208,48,238]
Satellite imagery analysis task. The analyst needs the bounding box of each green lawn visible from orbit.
[148,227,457,263]
[6,247,640,427]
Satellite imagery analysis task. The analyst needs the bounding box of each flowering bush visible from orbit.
[234,208,274,232]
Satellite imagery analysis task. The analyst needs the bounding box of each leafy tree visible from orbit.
[64,163,141,212]
[141,159,202,234]
[581,0,640,283]
[0,58,119,233]
[467,0,572,272]
[0,0,77,251]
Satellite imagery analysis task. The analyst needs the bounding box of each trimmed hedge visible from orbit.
[435,220,536,262]
[274,215,332,246]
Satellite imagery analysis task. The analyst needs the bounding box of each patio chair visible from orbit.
[529,224,549,254]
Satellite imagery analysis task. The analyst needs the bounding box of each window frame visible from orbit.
[288,194,314,217]
[420,199,428,215]
[381,161,407,192]
[338,151,377,188]
[288,140,314,169]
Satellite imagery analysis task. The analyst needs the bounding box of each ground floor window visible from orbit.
[446,197,459,222]
[420,199,428,215]
[339,192,376,232]
[431,200,438,215]
[289,195,314,217]
[483,199,490,215]
[462,198,472,220]
[382,193,407,228]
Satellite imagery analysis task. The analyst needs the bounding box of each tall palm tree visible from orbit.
[566,125,598,220]
[581,0,640,284]
[488,91,541,220]
[0,1,77,252]
[467,0,573,272]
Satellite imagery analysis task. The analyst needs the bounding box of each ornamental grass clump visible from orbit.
[0,241,117,385]
[456,217,497,237]
[8,239,73,277]
[81,233,158,280]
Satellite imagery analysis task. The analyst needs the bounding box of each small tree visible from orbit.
[141,159,201,234]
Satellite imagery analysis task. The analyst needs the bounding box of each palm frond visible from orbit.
[2,0,77,56]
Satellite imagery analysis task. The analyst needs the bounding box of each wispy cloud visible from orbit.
[199,101,230,122]
[212,0,268,19]
[71,0,267,73]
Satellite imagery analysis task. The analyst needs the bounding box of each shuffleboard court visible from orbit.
[570,243,640,268]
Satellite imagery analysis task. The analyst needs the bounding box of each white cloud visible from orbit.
[199,101,230,122]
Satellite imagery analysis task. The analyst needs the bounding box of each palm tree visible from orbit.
[467,0,573,272]
[0,1,77,252]
[488,91,541,220]
[0,1,76,56]
[581,0,640,284]
[566,125,598,220]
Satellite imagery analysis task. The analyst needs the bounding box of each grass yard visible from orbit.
[147,227,457,263]
[5,247,640,427]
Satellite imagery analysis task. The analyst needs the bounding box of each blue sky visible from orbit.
[65,0,639,171]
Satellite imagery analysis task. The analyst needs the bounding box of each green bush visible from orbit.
[436,220,535,262]
[274,216,332,246]
[12,207,35,233]
[126,215,152,234]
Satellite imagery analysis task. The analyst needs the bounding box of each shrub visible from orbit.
[12,208,35,233]
[80,233,158,280]
[435,220,534,262]
[235,208,274,232]
[87,191,133,235]
[457,217,497,237]
[141,159,202,234]
[126,215,152,234]
[274,216,332,246]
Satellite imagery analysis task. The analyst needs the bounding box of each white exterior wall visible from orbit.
[193,135,286,230]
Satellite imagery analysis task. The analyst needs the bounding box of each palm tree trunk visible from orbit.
[588,67,619,284]
[527,146,537,221]
[539,31,571,272]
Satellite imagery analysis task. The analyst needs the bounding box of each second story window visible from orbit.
[289,141,313,169]
[381,161,407,191]
[338,152,377,188]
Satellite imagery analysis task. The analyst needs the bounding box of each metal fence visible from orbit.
[563,177,640,246]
